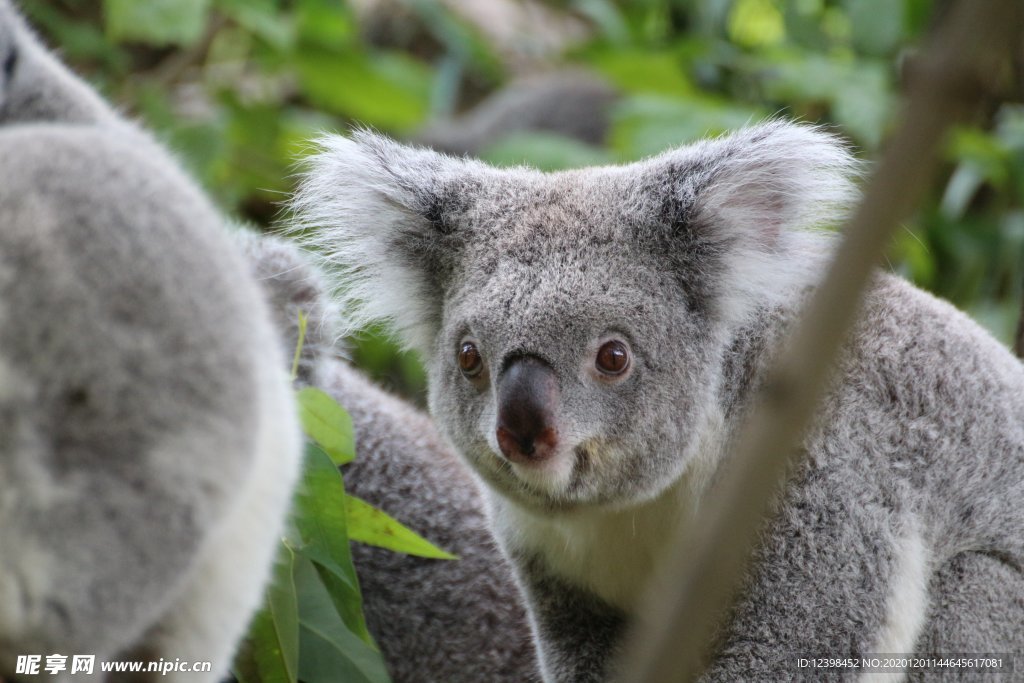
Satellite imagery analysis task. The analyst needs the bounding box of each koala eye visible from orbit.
[457,339,484,378]
[595,340,630,376]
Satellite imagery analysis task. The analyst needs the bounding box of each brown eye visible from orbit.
[458,340,484,378]
[596,340,630,376]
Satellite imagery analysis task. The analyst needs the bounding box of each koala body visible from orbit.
[240,234,541,682]
[0,4,301,678]
[293,122,1024,681]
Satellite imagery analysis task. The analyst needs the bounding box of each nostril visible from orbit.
[496,424,558,464]
[496,426,522,461]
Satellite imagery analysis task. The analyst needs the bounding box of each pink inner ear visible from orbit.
[717,189,786,249]
[757,193,786,246]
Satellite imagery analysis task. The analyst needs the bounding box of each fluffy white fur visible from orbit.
[861,522,931,683]
[290,131,504,351]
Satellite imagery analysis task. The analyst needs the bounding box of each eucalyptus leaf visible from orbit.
[295,48,431,131]
[292,443,375,645]
[104,0,211,46]
[233,544,300,683]
[293,557,392,683]
[587,49,695,97]
[297,387,355,465]
[610,94,761,159]
[480,132,613,171]
[346,495,457,560]
[843,0,904,56]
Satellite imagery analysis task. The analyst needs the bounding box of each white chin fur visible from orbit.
[509,450,576,497]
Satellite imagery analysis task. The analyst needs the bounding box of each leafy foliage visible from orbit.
[235,386,454,683]
[232,315,452,683]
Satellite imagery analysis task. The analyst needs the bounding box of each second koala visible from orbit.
[239,234,541,682]
[291,122,1024,681]
[0,3,301,677]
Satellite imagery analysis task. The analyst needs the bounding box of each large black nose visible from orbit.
[495,355,560,464]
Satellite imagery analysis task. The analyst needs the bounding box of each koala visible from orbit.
[290,122,1024,681]
[0,3,301,679]
[239,234,541,682]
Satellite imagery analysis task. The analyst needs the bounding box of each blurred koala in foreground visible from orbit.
[0,3,301,679]
[290,122,1024,682]
[240,234,541,682]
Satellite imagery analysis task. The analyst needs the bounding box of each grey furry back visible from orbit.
[238,235,541,682]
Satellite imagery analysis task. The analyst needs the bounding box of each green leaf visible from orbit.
[609,94,762,159]
[292,557,391,683]
[217,0,296,51]
[573,0,630,45]
[727,0,785,49]
[843,0,904,57]
[402,0,502,81]
[296,0,356,50]
[295,48,431,131]
[233,543,300,683]
[946,128,1011,189]
[297,387,355,465]
[104,0,211,46]
[831,62,892,149]
[940,165,986,221]
[747,51,893,148]
[292,444,374,645]
[587,49,695,98]
[346,495,457,560]
[479,132,613,171]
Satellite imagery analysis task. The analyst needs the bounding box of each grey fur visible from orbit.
[292,121,1024,681]
[0,4,301,680]
[239,235,541,682]
[912,552,1024,682]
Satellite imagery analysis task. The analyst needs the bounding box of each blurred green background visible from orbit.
[23,0,1024,403]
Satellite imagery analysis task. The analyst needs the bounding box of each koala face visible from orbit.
[292,121,856,511]
[422,174,726,510]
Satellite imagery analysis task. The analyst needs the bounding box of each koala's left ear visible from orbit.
[289,130,489,353]
[682,120,859,241]
[640,120,860,321]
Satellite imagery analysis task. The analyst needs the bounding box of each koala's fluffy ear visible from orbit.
[289,130,491,352]
[640,120,860,322]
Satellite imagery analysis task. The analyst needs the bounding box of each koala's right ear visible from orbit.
[289,130,489,352]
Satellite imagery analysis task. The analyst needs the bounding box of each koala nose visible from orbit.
[495,355,560,465]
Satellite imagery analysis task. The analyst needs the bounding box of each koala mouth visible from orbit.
[476,436,614,511]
